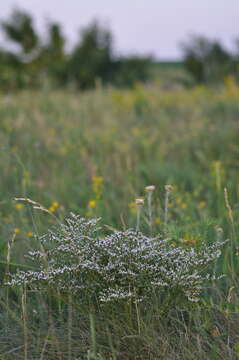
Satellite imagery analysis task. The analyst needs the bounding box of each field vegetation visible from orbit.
[1,77,239,359]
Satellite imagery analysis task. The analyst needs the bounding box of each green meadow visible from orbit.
[1,78,239,359]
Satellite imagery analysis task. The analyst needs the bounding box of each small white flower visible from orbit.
[6,214,227,304]
[135,198,144,206]
[165,184,174,192]
[145,185,156,192]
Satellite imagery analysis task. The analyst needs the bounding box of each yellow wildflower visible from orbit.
[197,201,206,209]
[175,197,182,205]
[14,228,21,234]
[48,206,56,213]
[92,176,104,199]
[52,201,59,208]
[92,176,104,184]
[88,200,96,209]
[155,217,161,225]
[27,232,33,237]
[181,203,188,209]
[15,203,24,210]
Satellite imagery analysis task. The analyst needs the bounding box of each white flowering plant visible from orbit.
[7,214,226,304]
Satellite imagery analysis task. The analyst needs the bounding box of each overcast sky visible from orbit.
[1,0,239,59]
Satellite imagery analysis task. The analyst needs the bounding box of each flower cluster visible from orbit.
[7,214,227,303]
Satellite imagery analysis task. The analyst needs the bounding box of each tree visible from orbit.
[43,23,68,86]
[1,9,39,58]
[68,21,114,89]
[1,9,42,88]
[0,49,23,89]
[182,35,232,83]
[113,56,152,88]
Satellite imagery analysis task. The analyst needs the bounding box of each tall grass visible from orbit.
[1,80,239,358]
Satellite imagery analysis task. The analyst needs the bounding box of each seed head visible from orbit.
[135,198,144,206]
[145,185,156,193]
[165,184,174,192]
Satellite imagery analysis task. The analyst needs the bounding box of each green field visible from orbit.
[1,79,239,359]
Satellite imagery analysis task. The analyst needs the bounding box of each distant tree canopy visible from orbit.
[68,22,114,89]
[0,10,239,90]
[2,10,39,55]
[182,35,238,84]
[0,9,153,90]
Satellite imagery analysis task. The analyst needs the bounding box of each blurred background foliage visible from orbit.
[0,9,239,91]
[0,9,153,90]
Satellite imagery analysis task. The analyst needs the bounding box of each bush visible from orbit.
[7,214,226,305]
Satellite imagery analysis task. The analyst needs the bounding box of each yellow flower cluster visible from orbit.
[154,217,161,225]
[48,201,60,213]
[180,203,188,210]
[92,176,104,200]
[15,203,24,210]
[86,176,104,216]
[14,229,33,237]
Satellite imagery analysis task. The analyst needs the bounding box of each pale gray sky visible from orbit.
[1,0,239,59]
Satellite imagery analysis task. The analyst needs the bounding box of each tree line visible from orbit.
[182,36,239,84]
[0,9,238,90]
[0,10,152,90]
